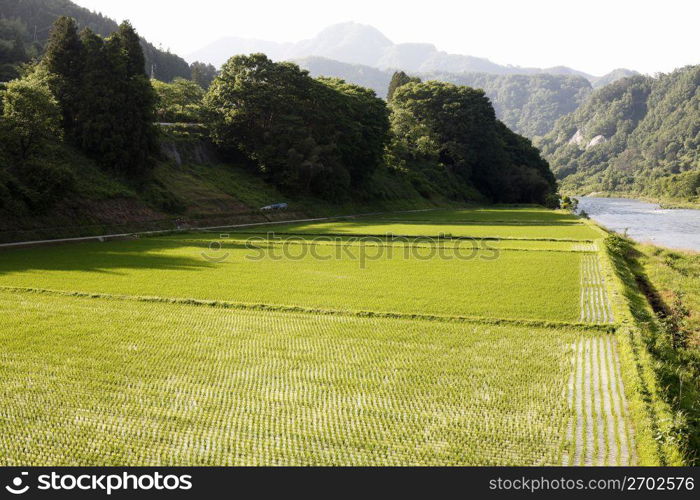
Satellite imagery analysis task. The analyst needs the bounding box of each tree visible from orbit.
[387,71,420,102]
[320,78,390,188]
[42,16,83,137]
[117,21,144,77]
[114,21,158,175]
[74,28,119,164]
[54,21,158,176]
[152,77,205,122]
[190,61,217,89]
[2,70,62,160]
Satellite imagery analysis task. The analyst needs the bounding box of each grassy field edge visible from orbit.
[598,226,686,465]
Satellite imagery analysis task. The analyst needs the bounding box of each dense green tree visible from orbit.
[152,77,205,123]
[190,61,217,90]
[40,19,157,176]
[74,28,119,164]
[1,69,62,160]
[41,16,83,136]
[114,21,158,175]
[317,78,390,188]
[387,71,421,102]
[117,21,144,76]
[0,68,75,211]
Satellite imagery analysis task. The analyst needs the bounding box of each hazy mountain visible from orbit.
[288,23,392,66]
[189,22,391,68]
[538,65,700,200]
[190,21,636,84]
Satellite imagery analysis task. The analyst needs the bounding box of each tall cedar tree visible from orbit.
[115,21,158,175]
[76,29,117,164]
[387,71,420,102]
[42,16,84,139]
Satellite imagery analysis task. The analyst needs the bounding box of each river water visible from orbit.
[576,197,700,252]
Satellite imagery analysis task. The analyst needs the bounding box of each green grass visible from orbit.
[0,289,587,466]
[632,244,700,463]
[0,237,581,322]
[639,245,700,337]
[153,162,286,214]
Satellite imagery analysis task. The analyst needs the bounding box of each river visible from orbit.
[576,197,700,252]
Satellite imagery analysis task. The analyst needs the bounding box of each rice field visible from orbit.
[580,254,615,324]
[0,237,582,322]
[1,289,599,466]
[0,207,636,466]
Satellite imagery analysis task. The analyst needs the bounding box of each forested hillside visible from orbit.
[539,65,700,203]
[0,0,191,81]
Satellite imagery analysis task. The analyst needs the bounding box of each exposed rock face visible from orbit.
[568,129,585,146]
[566,130,606,149]
[587,135,607,148]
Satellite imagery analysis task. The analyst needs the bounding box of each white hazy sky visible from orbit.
[73,0,699,76]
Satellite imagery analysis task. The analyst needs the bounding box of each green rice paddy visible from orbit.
[0,207,644,465]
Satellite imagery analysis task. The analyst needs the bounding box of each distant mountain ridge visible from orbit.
[189,21,637,85]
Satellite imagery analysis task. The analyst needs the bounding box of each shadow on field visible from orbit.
[0,238,247,276]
